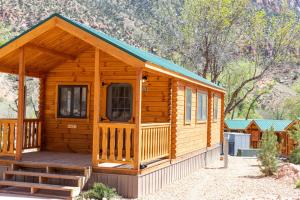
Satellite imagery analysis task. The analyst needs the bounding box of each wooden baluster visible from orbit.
[109,128,115,161]
[141,128,144,161]
[29,121,32,148]
[125,128,131,161]
[9,123,14,153]
[38,121,42,148]
[154,128,157,159]
[3,123,8,153]
[117,128,123,161]
[102,127,108,160]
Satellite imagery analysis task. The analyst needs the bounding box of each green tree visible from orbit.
[258,127,279,176]
[288,124,300,164]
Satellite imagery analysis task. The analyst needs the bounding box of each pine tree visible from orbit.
[257,127,279,176]
[289,124,300,164]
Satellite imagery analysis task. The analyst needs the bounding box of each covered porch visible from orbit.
[0,17,173,174]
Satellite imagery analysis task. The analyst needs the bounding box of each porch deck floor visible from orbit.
[0,151,92,167]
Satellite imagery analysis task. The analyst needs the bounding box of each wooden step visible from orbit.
[10,161,91,176]
[4,171,85,187]
[0,180,80,197]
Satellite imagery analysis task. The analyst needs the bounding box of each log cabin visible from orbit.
[224,119,251,133]
[0,14,225,199]
[245,119,293,154]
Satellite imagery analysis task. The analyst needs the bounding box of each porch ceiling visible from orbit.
[0,27,92,76]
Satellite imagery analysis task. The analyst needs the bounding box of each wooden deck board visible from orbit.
[0,151,92,167]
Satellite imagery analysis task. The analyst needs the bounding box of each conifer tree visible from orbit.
[258,127,279,176]
[289,124,300,164]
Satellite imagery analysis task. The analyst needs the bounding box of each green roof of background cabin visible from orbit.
[253,119,292,132]
[0,13,224,90]
[225,119,252,130]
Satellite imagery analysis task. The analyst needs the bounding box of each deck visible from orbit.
[0,151,92,167]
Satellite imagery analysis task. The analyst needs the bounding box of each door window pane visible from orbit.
[107,84,132,121]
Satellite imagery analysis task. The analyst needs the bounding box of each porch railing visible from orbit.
[96,122,171,168]
[0,119,17,156]
[140,123,171,163]
[23,119,42,150]
[97,123,135,164]
[0,119,41,156]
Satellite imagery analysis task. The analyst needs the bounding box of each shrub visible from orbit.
[289,124,300,164]
[257,127,279,176]
[81,183,117,200]
[290,146,300,164]
[296,180,300,189]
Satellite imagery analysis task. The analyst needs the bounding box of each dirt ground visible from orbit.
[137,156,300,200]
[0,156,299,200]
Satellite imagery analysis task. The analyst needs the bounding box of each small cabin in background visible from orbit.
[224,119,251,133]
[226,119,297,156]
[0,14,225,198]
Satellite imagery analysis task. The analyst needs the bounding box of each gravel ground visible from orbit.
[135,156,300,200]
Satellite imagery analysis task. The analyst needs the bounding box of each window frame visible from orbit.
[184,87,192,125]
[196,90,208,123]
[56,83,90,120]
[106,83,133,122]
[213,94,219,121]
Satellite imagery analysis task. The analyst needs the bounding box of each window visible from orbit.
[107,83,133,121]
[213,95,219,120]
[197,92,207,122]
[58,85,88,118]
[185,88,192,124]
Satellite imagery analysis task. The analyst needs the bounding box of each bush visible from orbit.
[296,180,300,189]
[257,127,279,176]
[290,147,300,164]
[81,183,117,200]
[289,124,300,164]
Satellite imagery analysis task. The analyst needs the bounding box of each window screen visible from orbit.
[213,95,219,120]
[185,88,192,123]
[58,85,87,118]
[107,83,133,121]
[197,92,207,121]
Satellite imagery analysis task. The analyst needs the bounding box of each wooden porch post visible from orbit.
[134,69,142,170]
[38,77,45,149]
[92,48,101,166]
[220,93,225,144]
[16,47,25,161]
[207,90,212,147]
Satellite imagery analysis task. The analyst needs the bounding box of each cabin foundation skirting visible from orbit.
[87,144,221,198]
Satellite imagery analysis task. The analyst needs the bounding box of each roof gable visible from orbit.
[0,13,224,91]
[253,119,293,132]
[225,119,252,130]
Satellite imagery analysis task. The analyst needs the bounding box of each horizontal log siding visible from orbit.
[174,81,208,157]
[44,49,95,153]
[141,72,170,123]
[44,49,140,153]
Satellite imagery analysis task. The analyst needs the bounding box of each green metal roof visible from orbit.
[225,119,252,130]
[253,119,293,132]
[0,13,224,91]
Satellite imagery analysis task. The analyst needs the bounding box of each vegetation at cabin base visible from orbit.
[296,180,300,189]
[1,1,300,119]
[257,128,279,176]
[79,183,117,200]
[289,124,300,164]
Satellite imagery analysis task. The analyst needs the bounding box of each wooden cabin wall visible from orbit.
[141,72,170,123]
[43,46,174,153]
[44,48,140,153]
[44,49,95,153]
[211,93,221,146]
[245,123,260,148]
[173,81,209,157]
